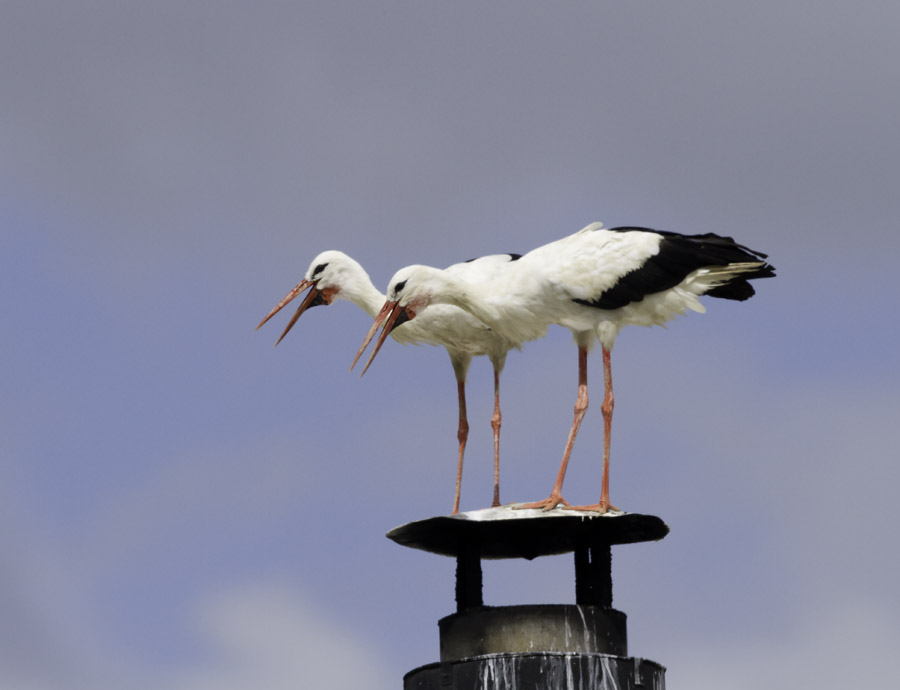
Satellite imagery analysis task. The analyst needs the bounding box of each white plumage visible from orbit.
[357,223,775,512]
[257,250,520,513]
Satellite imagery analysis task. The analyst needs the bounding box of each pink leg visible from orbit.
[600,345,614,510]
[452,378,469,514]
[568,345,618,513]
[490,366,502,507]
[516,345,589,511]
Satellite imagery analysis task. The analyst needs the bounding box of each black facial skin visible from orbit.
[389,307,413,332]
[307,290,329,308]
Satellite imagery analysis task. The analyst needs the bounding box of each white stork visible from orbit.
[256,250,520,513]
[355,223,775,513]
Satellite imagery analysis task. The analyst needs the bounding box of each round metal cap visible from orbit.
[387,505,668,560]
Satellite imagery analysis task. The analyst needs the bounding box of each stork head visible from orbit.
[255,250,354,346]
[351,265,446,375]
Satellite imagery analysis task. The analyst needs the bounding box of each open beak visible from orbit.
[256,279,333,346]
[351,300,415,375]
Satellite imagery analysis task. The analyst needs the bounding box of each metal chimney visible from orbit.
[389,507,668,689]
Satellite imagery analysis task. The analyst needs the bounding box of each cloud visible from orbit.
[666,597,900,689]
[166,581,394,690]
[0,491,141,690]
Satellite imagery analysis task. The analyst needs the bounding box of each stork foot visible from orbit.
[563,501,620,514]
[514,494,571,511]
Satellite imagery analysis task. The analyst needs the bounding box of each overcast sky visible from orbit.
[3,2,899,688]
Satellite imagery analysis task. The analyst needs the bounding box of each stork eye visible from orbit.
[393,280,407,296]
[313,263,328,277]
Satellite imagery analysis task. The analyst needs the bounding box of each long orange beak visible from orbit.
[351,300,415,376]
[256,279,330,347]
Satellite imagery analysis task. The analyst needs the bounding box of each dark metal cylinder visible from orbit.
[404,652,666,690]
[440,605,627,660]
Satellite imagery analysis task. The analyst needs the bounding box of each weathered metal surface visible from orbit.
[404,653,666,690]
[440,605,627,661]
[387,506,669,560]
[395,509,669,688]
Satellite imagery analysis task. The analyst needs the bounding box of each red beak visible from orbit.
[256,279,332,347]
[351,300,415,375]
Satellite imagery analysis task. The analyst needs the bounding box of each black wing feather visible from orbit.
[574,227,775,310]
[464,253,522,263]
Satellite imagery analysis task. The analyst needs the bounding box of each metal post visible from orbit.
[455,540,482,613]
[574,531,612,607]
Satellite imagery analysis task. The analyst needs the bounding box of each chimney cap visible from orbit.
[387,505,668,560]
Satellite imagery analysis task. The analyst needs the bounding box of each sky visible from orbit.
[2,1,899,688]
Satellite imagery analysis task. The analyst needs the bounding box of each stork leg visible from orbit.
[516,345,589,511]
[452,378,469,515]
[490,366,502,507]
[568,345,619,513]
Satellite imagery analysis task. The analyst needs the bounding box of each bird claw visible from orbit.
[514,495,570,511]
[562,502,620,514]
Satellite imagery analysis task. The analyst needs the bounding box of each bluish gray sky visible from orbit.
[3,2,899,688]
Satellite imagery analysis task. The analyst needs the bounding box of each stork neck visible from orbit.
[341,274,387,318]
[440,277,498,330]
